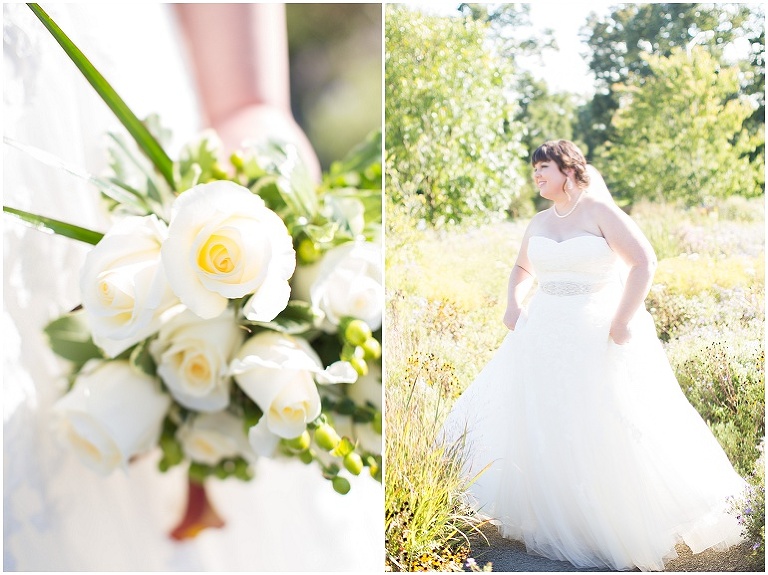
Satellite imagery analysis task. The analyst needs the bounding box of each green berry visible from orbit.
[297,238,321,264]
[314,424,341,451]
[344,319,372,346]
[286,430,311,452]
[349,356,368,377]
[298,450,314,465]
[343,452,364,476]
[332,476,351,495]
[230,151,245,170]
[361,337,381,360]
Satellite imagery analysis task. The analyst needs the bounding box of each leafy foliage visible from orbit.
[385,5,527,227]
[458,3,556,60]
[670,337,764,475]
[579,3,762,153]
[597,48,763,205]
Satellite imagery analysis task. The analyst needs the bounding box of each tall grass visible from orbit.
[385,295,486,571]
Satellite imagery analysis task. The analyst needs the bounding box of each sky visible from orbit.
[403,2,617,96]
[523,2,616,96]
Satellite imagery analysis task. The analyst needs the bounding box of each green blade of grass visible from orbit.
[4,206,103,245]
[4,135,152,214]
[27,3,175,190]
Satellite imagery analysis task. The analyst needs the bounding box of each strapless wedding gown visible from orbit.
[443,235,745,572]
[3,4,381,570]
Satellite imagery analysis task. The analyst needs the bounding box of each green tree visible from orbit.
[580,3,760,155]
[513,72,581,214]
[598,47,763,205]
[385,5,527,226]
[737,4,765,159]
[458,3,556,60]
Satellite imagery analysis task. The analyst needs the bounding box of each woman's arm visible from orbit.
[174,4,321,179]
[595,202,657,344]
[503,225,537,330]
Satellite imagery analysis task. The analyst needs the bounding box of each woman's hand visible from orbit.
[503,307,522,331]
[609,319,632,345]
[175,4,321,182]
[213,104,321,182]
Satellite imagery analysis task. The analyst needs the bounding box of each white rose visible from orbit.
[161,181,295,320]
[292,241,383,333]
[80,215,181,357]
[176,411,253,465]
[53,360,170,475]
[230,332,356,454]
[150,308,243,412]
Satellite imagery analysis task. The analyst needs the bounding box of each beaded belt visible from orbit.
[539,281,604,296]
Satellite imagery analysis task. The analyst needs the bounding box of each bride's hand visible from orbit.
[503,307,521,331]
[610,320,632,345]
[213,104,321,182]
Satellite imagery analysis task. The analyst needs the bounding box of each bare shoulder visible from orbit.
[524,209,549,236]
[580,194,620,216]
[580,195,630,228]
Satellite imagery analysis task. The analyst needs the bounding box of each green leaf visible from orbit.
[106,131,173,213]
[326,129,382,190]
[28,3,175,190]
[177,132,225,185]
[129,338,157,377]
[243,140,318,219]
[4,206,103,245]
[44,311,103,368]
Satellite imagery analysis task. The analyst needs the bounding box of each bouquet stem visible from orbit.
[170,477,225,541]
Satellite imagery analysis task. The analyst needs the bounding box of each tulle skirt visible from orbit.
[443,282,745,571]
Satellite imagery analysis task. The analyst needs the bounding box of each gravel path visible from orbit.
[467,524,762,572]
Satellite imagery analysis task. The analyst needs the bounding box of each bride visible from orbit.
[3,4,381,570]
[442,139,745,571]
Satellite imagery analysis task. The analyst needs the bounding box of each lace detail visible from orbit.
[540,281,603,296]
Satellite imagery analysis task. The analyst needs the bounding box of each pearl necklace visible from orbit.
[553,190,584,218]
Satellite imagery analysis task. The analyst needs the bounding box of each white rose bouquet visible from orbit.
[4,4,382,539]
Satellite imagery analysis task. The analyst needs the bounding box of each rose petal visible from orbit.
[242,276,292,322]
[247,419,280,457]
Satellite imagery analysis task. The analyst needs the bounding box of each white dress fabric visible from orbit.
[443,234,745,572]
[3,4,382,571]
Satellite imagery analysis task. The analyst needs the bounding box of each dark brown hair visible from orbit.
[531,140,590,188]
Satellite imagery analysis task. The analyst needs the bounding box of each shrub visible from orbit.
[668,336,765,475]
[647,286,764,343]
